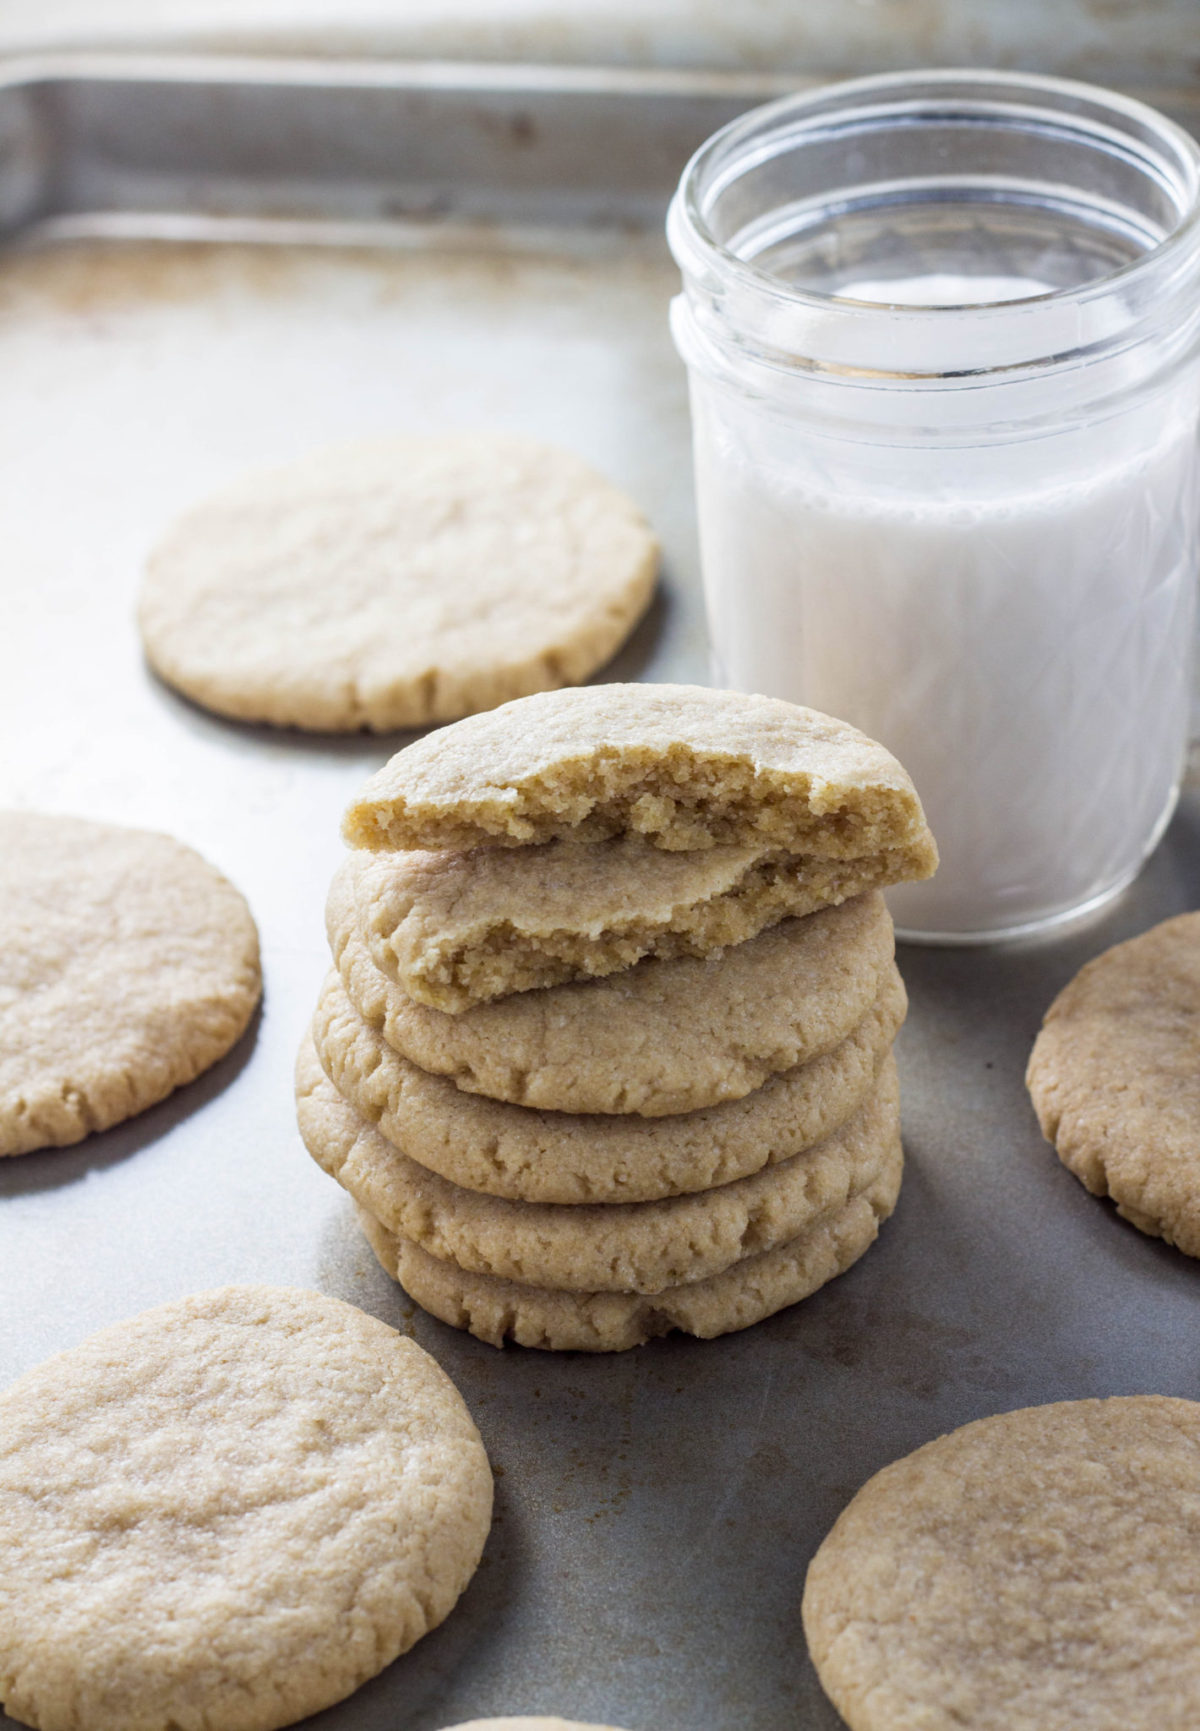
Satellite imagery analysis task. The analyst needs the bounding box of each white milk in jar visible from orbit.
[668,73,1200,940]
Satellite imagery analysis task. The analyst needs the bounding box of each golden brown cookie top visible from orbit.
[1026,911,1200,1254]
[139,435,657,732]
[298,1031,899,1294]
[307,964,905,1203]
[343,682,938,861]
[0,1285,493,1731]
[0,811,261,1157]
[803,1395,1200,1731]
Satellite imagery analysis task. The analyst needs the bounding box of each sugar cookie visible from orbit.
[298,1037,899,1292]
[342,834,921,1012]
[360,1147,901,1351]
[1027,912,1200,1254]
[328,881,895,1116]
[139,435,656,731]
[0,1286,493,1731]
[803,1395,1200,1731]
[307,965,905,1202]
[344,682,937,858]
[0,812,260,1157]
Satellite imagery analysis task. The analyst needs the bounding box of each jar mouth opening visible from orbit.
[668,69,1200,381]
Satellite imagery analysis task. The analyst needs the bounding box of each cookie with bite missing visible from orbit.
[328,879,895,1118]
[341,833,924,1013]
[343,682,938,859]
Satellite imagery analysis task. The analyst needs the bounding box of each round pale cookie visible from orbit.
[308,965,905,1202]
[358,1146,902,1351]
[138,435,657,732]
[1026,913,1200,1255]
[329,880,895,1116]
[298,1034,900,1292]
[0,812,261,1157]
[438,1721,633,1730]
[342,834,922,1012]
[0,1285,493,1731]
[344,682,937,862]
[802,1395,1200,1731]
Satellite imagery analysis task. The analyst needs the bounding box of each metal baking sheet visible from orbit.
[2,56,1199,1731]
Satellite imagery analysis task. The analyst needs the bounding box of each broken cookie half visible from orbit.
[300,683,934,1349]
[338,684,936,1010]
[342,682,939,861]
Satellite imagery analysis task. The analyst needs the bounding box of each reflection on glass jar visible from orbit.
[668,71,1200,942]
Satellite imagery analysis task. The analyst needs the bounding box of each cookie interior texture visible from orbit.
[340,833,925,1013]
[306,965,906,1203]
[802,1395,1200,1731]
[358,1145,901,1352]
[342,683,939,861]
[139,434,657,732]
[0,811,261,1157]
[0,1286,493,1731]
[298,1034,899,1293]
[328,883,895,1117]
[1026,911,1200,1256]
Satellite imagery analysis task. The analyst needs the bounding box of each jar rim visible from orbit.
[667,68,1200,382]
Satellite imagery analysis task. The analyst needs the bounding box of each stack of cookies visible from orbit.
[297,684,937,1351]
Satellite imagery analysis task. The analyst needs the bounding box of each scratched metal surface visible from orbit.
[0,60,1199,1731]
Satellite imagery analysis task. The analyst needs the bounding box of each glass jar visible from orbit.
[667,71,1200,942]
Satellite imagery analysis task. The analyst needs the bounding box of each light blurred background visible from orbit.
[0,0,1195,112]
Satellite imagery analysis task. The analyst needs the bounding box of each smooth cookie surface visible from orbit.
[359,1146,902,1351]
[0,812,261,1157]
[344,682,937,859]
[342,834,923,1012]
[0,1285,493,1731]
[328,880,895,1116]
[309,965,905,1201]
[139,435,657,731]
[802,1395,1200,1731]
[1026,912,1200,1255]
[298,1036,899,1292]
